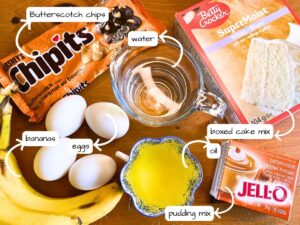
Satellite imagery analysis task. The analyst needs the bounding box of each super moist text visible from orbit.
[217,8,269,37]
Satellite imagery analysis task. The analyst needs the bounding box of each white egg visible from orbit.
[46,95,87,137]
[85,102,129,139]
[68,154,116,191]
[34,138,77,181]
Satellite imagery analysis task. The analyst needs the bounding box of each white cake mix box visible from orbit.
[175,0,300,124]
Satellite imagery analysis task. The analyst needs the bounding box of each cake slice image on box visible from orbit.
[241,38,300,115]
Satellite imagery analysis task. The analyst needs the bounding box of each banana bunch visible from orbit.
[0,85,123,225]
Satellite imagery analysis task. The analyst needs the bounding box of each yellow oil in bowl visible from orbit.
[121,137,202,216]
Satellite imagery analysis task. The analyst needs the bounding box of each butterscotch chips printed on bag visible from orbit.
[0,0,165,122]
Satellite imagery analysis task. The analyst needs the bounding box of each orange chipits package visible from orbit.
[0,0,165,122]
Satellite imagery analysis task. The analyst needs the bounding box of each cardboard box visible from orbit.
[175,0,300,124]
[210,141,299,220]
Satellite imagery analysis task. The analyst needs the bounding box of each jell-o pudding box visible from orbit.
[210,141,299,220]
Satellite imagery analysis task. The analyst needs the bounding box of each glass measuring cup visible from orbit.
[110,40,227,127]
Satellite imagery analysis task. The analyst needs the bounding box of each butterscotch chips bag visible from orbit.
[0,0,165,122]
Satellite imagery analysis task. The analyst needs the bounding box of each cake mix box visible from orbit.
[210,141,299,220]
[175,0,300,124]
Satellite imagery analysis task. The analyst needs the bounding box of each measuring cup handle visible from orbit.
[195,90,227,119]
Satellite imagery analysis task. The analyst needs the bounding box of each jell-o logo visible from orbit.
[237,181,288,203]
[198,2,230,29]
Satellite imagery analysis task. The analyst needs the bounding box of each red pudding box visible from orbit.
[175,0,300,124]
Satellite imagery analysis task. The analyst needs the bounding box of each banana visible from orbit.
[0,96,12,150]
[0,83,17,150]
[0,190,79,225]
[0,88,124,225]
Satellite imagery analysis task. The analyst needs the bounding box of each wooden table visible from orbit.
[0,0,299,224]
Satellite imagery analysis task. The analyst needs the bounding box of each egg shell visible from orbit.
[34,138,77,181]
[46,95,87,137]
[68,154,116,191]
[85,102,129,139]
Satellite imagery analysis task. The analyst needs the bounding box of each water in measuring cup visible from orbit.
[123,58,188,117]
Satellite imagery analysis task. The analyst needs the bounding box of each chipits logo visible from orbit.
[198,2,230,29]
[9,27,94,93]
[237,181,288,203]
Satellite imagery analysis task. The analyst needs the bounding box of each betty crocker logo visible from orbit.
[198,2,230,29]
